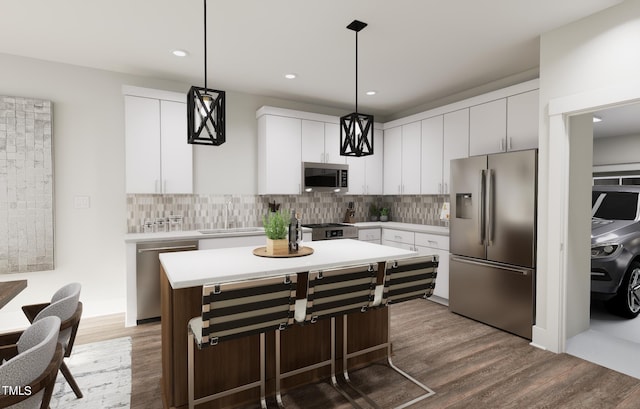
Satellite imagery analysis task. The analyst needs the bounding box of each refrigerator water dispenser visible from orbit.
[455,193,473,219]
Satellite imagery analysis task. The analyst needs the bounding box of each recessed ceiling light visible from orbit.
[284,73,297,80]
[366,90,377,96]
[593,116,603,123]
[172,49,188,57]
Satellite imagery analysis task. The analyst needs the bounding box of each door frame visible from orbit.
[538,81,640,352]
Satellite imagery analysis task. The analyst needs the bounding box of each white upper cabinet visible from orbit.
[367,129,384,194]
[124,89,192,194]
[421,116,444,194]
[383,123,421,195]
[125,96,161,194]
[301,120,325,163]
[347,156,366,195]
[469,99,507,156]
[347,128,383,195]
[383,126,402,195]
[443,108,470,194]
[401,122,422,194]
[324,123,344,164]
[301,120,345,164]
[468,89,539,156]
[507,89,539,152]
[160,100,193,194]
[258,114,302,194]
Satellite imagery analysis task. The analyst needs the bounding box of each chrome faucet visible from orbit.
[224,198,233,229]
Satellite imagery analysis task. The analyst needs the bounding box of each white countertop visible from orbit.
[160,239,417,289]
[124,228,268,243]
[353,222,449,236]
[124,223,447,244]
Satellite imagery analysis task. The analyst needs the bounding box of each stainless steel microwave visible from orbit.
[302,162,349,193]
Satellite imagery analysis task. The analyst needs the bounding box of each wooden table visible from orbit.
[0,280,27,309]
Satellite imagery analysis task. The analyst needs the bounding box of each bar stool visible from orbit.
[275,263,378,408]
[188,274,298,409]
[341,255,439,409]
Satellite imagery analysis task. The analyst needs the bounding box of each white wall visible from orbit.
[594,133,640,166]
[193,92,346,194]
[566,114,593,338]
[0,53,348,331]
[536,0,640,351]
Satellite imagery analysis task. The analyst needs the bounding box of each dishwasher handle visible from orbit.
[138,244,198,253]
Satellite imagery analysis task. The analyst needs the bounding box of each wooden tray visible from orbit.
[252,246,314,258]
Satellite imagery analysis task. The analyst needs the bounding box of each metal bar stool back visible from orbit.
[342,255,439,409]
[275,263,378,408]
[188,274,298,409]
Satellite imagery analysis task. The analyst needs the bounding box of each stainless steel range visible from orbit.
[302,223,358,241]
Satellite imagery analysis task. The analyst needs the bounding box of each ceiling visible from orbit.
[0,0,624,119]
[593,103,640,139]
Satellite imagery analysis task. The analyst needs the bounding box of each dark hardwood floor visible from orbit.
[74,300,640,409]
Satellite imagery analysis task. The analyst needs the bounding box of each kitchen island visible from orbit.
[159,239,417,409]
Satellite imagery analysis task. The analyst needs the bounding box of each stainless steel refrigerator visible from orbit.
[449,149,537,339]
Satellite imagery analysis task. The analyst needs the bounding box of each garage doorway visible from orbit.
[565,102,640,379]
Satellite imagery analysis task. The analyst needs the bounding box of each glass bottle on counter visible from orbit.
[288,210,301,252]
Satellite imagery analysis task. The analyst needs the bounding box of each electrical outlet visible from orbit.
[74,195,90,209]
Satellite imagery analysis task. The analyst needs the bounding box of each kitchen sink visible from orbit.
[198,227,264,235]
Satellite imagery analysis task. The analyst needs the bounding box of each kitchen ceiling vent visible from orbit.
[340,19,374,158]
[187,0,226,146]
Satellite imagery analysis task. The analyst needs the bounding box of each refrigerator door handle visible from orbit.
[479,169,486,245]
[487,168,494,246]
[450,256,531,276]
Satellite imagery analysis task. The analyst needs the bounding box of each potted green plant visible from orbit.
[379,207,390,222]
[369,204,379,221]
[262,210,290,255]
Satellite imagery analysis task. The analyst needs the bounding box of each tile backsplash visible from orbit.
[126,193,449,233]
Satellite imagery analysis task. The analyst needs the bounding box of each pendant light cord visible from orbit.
[355,30,358,114]
[203,0,207,90]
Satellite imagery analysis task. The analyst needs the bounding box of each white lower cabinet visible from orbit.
[199,235,267,250]
[382,228,414,246]
[381,228,450,302]
[358,228,381,244]
[414,232,449,301]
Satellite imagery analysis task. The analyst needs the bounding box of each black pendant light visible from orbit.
[187,0,226,146]
[340,20,373,157]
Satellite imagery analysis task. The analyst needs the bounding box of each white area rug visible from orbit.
[50,336,132,409]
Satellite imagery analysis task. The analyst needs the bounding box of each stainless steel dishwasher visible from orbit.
[136,240,198,323]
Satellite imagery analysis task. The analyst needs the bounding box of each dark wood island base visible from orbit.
[160,267,389,409]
